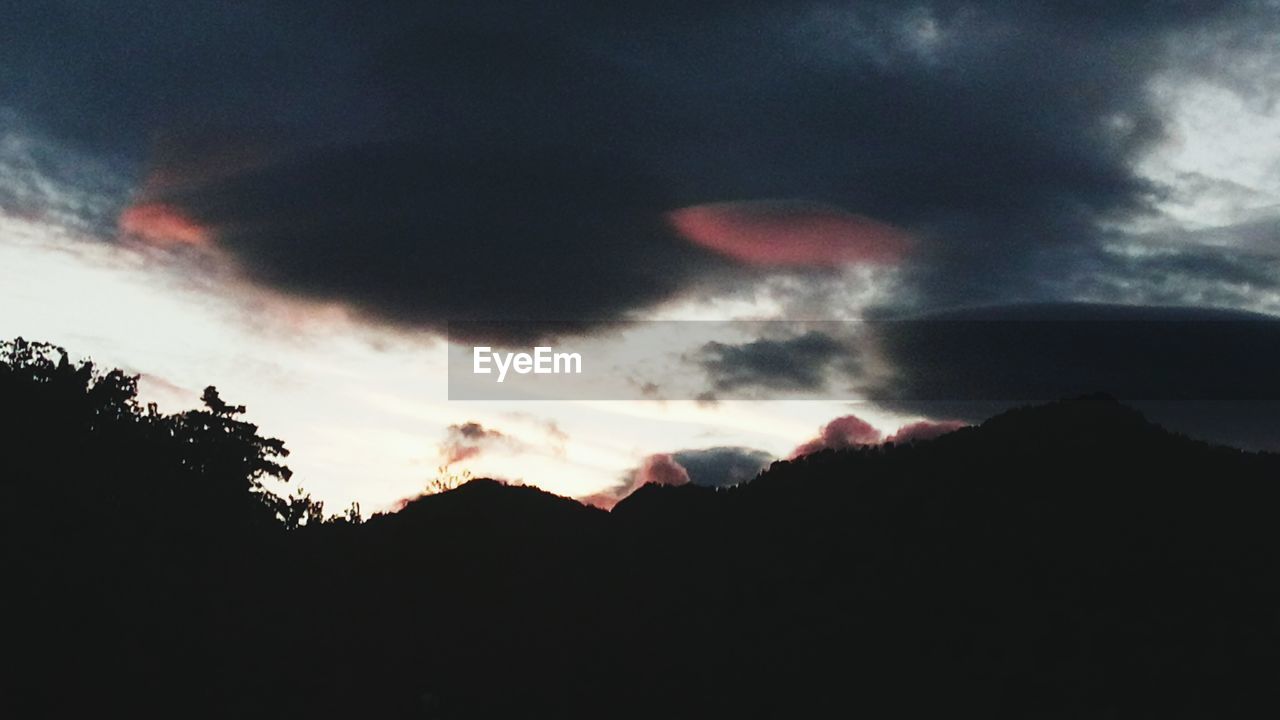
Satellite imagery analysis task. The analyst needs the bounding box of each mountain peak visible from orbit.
[973,393,1160,447]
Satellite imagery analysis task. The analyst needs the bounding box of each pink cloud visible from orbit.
[667,199,910,267]
[791,414,883,458]
[578,453,690,509]
[633,453,691,488]
[118,202,210,247]
[583,418,967,510]
[886,420,968,444]
[578,492,623,511]
[120,132,284,250]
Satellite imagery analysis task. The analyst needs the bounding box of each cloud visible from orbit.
[695,330,857,394]
[885,419,968,444]
[634,453,692,488]
[580,452,690,510]
[865,302,1280,450]
[142,143,718,343]
[1080,244,1280,317]
[671,447,773,488]
[439,421,512,466]
[668,200,909,267]
[791,414,883,458]
[8,3,1277,340]
[867,303,1280,405]
[0,117,130,236]
[678,303,1280,451]
[544,421,569,458]
[118,202,210,247]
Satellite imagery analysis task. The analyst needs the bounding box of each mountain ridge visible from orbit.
[9,377,1280,718]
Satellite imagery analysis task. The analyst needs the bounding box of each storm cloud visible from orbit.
[866,303,1280,405]
[865,303,1280,450]
[5,2,1276,341]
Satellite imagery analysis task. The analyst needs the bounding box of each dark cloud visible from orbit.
[6,2,1276,340]
[671,447,773,488]
[582,446,772,509]
[161,142,713,341]
[1075,243,1280,315]
[678,303,1280,449]
[695,331,856,394]
[868,303,1280,404]
[865,303,1280,450]
[440,421,512,466]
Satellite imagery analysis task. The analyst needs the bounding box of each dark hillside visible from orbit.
[4,341,1278,718]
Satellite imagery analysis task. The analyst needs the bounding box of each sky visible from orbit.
[2,1,1279,512]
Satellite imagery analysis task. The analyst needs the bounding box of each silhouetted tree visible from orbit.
[425,465,472,495]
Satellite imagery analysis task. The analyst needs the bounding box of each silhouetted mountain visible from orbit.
[957,392,1163,448]
[386,477,607,535]
[611,481,720,519]
[5,340,1280,718]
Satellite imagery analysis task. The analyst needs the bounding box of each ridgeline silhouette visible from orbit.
[4,338,1279,718]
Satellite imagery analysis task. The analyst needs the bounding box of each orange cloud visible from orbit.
[668,200,909,267]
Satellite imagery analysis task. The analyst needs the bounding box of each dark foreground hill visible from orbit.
[3,340,1279,718]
